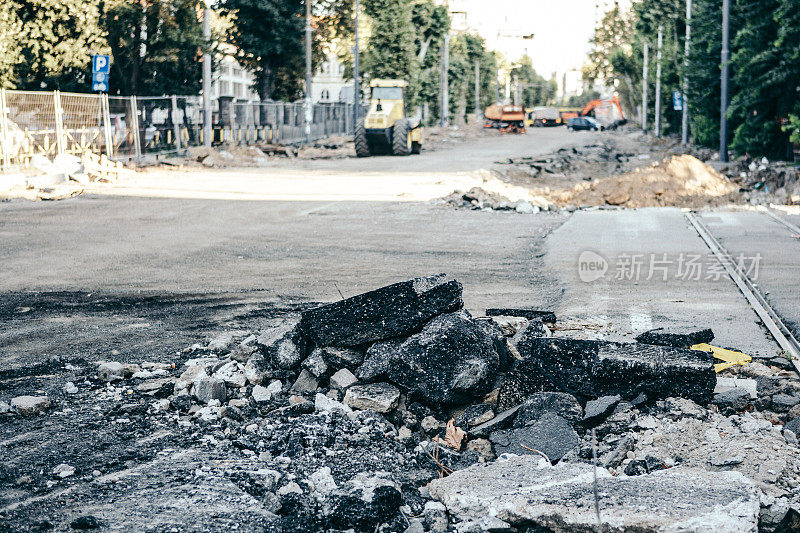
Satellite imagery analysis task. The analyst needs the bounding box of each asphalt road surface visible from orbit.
[0,127,793,370]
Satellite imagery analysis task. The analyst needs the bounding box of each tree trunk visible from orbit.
[260,60,276,101]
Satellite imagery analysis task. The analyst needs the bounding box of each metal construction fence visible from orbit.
[0,89,357,169]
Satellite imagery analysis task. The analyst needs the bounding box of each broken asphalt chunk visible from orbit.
[300,274,463,347]
[357,311,501,405]
[497,338,716,410]
[485,308,556,324]
[635,327,714,348]
[490,413,578,462]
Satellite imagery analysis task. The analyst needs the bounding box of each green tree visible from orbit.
[222,0,351,101]
[361,0,416,83]
[0,2,23,88]
[10,0,106,91]
[104,0,206,96]
[729,0,797,159]
[514,55,556,108]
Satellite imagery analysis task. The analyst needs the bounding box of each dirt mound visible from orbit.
[555,154,740,208]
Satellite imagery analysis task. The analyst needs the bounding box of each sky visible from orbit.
[451,0,617,78]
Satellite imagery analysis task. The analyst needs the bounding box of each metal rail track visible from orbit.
[758,206,800,236]
[685,212,800,367]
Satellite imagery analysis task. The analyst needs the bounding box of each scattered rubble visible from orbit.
[4,274,800,531]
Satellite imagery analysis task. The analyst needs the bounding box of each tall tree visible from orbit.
[104,0,206,96]
[514,55,556,108]
[0,2,23,88]
[361,0,416,83]
[221,0,350,101]
[729,0,795,159]
[10,0,106,92]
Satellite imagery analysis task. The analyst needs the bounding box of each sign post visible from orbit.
[92,54,110,92]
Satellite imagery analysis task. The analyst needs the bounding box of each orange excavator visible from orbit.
[580,96,627,128]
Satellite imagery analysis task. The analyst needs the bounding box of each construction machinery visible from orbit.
[483,104,526,133]
[355,79,422,157]
[580,96,627,128]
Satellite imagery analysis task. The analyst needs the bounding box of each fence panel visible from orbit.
[1,89,359,168]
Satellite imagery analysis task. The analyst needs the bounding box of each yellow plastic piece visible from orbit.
[691,343,752,372]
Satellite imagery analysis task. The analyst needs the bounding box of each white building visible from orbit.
[211,54,259,102]
[312,52,353,103]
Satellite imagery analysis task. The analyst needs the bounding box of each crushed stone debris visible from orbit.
[4,275,800,531]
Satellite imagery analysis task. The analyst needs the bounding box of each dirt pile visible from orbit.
[554,154,740,208]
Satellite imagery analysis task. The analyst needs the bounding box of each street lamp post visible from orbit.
[202,1,212,147]
[720,0,730,162]
[682,0,692,145]
[353,0,360,127]
[655,25,663,138]
[305,0,313,141]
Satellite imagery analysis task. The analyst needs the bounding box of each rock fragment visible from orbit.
[300,274,463,346]
[583,394,621,426]
[329,368,358,391]
[343,383,400,413]
[11,395,51,416]
[485,308,557,324]
[97,361,140,381]
[192,376,226,404]
[256,318,307,370]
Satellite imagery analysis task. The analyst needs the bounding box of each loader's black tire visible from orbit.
[392,119,412,156]
[411,141,421,154]
[355,118,371,157]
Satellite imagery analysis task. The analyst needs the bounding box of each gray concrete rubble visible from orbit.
[299,274,463,346]
[429,455,760,532]
[5,275,800,532]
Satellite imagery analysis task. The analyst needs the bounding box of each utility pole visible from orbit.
[305,0,313,141]
[720,0,730,162]
[202,2,212,147]
[655,25,663,138]
[474,59,480,119]
[642,42,648,134]
[440,33,450,127]
[681,0,692,145]
[353,0,360,126]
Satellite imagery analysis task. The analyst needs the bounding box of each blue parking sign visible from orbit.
[673,91,683,111]
[93,55,110,74]
[92,54,110,92]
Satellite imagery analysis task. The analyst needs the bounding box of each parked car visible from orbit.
[566,116,605,131]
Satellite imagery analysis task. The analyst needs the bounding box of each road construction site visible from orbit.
[3,126,800,532]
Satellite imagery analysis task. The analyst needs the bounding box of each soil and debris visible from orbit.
[3,274,800,531]
[443,128,800,212]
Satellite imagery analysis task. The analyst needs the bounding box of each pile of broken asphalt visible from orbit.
[3,275,800,531]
